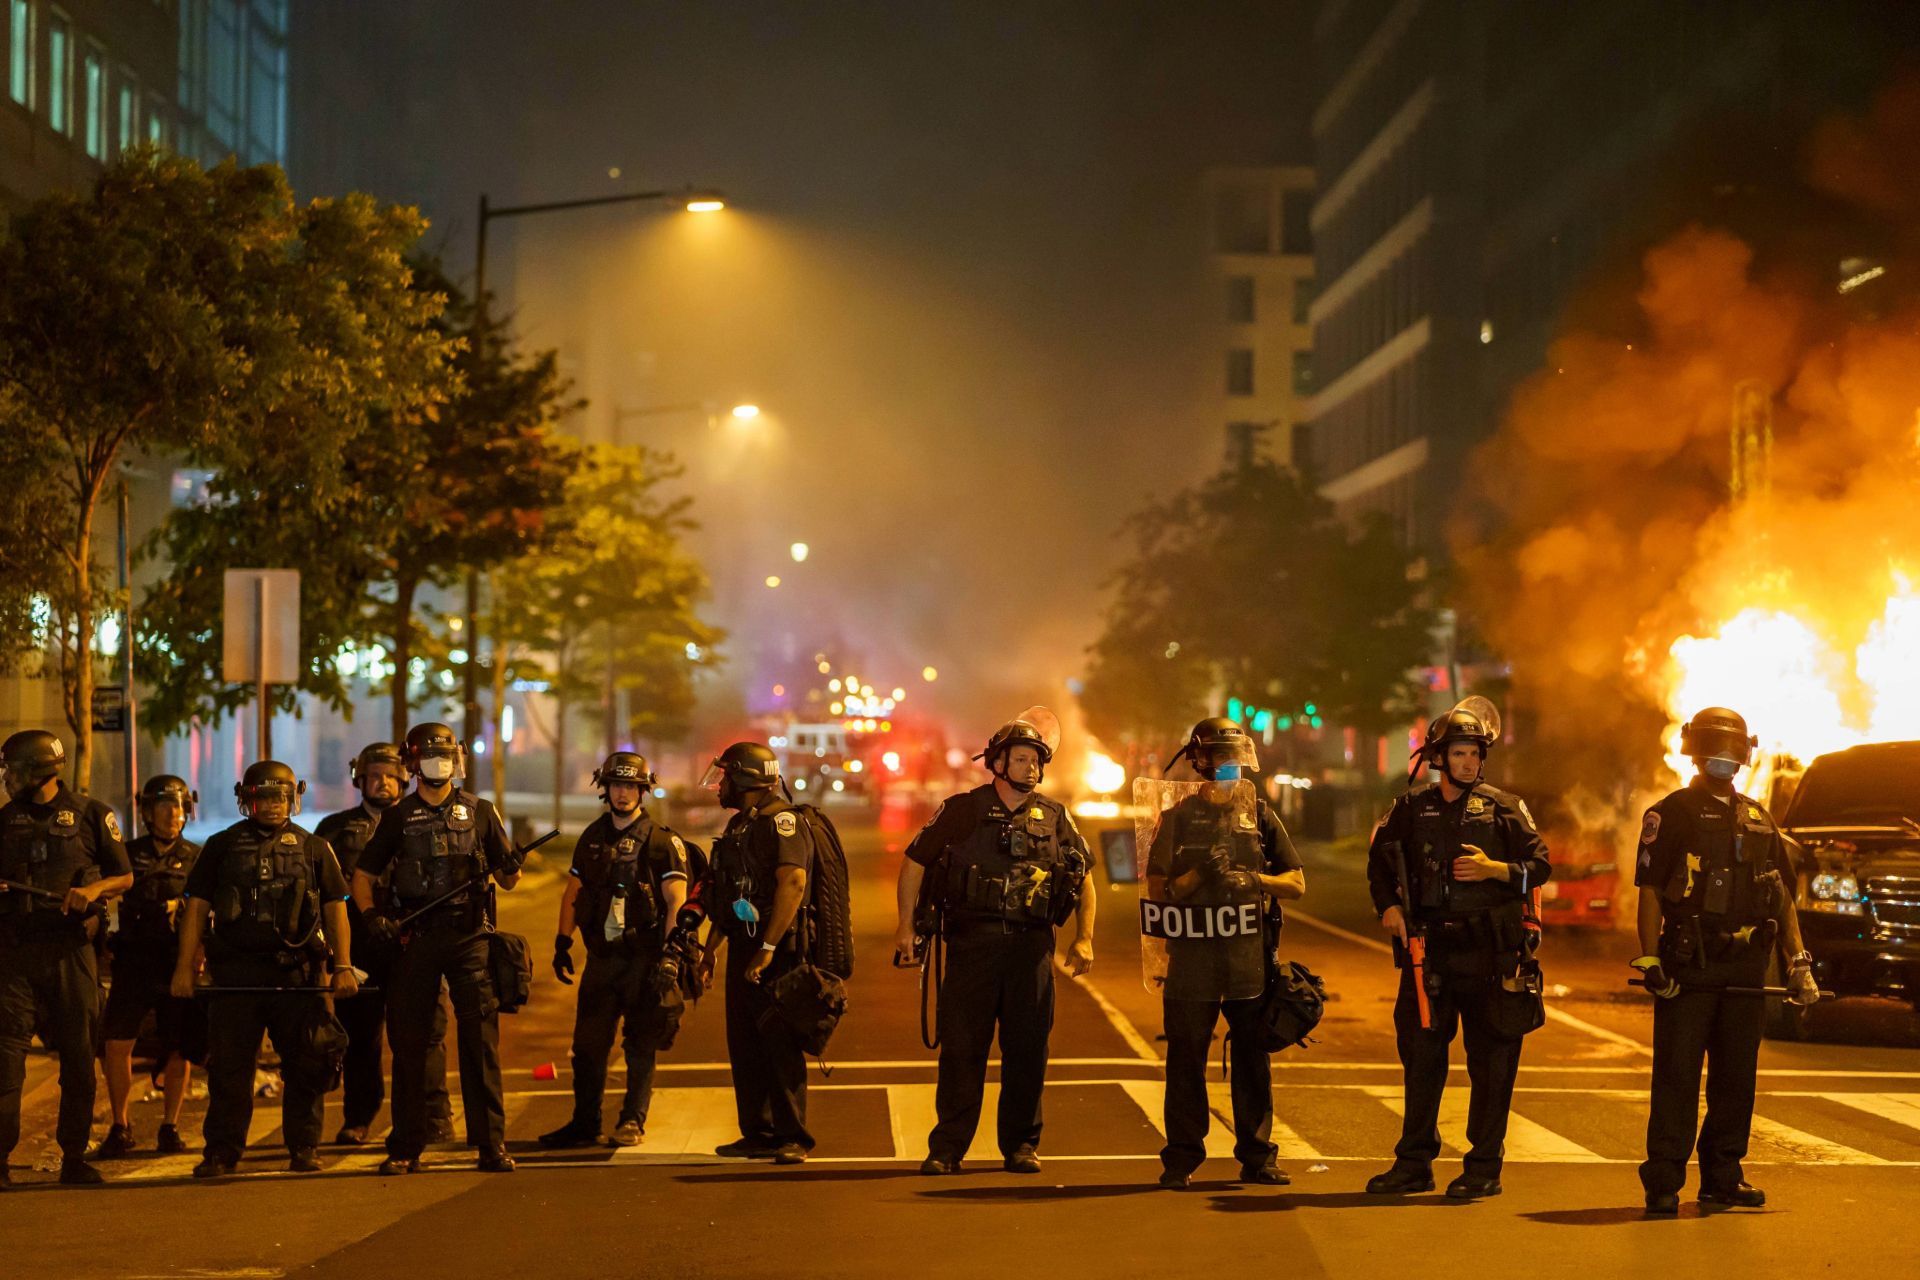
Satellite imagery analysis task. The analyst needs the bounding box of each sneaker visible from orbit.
[334,1125,370,1146]
[58,1158,104,1186]
[288,1148,322,1173]
[772,1143,809,1165]
[90,1124,136,1159]
[156,1124,187,1155]
[610,1119,643,1147]
[538,1120,602,1149]
[377,1156,421,1176]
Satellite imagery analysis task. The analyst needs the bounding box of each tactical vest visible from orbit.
[942,797,1066,927]
[0,798,99,922]
[575,820,664,955]
[710,816,762,928]
[1405,786,1514,918]
[119,839,199,947]
[1660,793,1777,928]
[391,794,486,917]
[209,825,319,957]
[1164,800,1264,899]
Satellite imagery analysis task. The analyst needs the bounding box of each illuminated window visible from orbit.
[145,91,164,144]
[46,11,66,134]
[116,72,135,152]
[8,0,31,107]
[81,44,101,157]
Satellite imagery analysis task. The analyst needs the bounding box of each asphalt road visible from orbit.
[6,805,1919,1278]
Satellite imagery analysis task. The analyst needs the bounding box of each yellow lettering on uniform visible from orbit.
[1684,852,1703,897]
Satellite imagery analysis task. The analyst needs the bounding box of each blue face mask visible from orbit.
[731,898,760,924]
[1211,763,1243,783]
[1702,757,1741,781]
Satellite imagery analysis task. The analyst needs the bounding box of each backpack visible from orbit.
[793,804,855,980]
[1257,960,1328,1052]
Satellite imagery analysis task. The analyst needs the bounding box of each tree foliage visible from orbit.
[1081,461,1432,771]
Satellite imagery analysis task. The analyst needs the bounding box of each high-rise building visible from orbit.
[174,0,286,169]
[1305,0,1911,549]
[1204,166,1315,472]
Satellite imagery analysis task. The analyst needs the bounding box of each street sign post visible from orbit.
[222,569,300,761]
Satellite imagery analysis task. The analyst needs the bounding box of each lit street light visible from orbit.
[731,403,761,421]
[790,541,809,562]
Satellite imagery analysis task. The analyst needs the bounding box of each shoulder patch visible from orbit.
[103,811,121,841]
[670,834,685,856]
[773,811,799,838]
[1640,810,1662,846]
[1514,799,1536,828]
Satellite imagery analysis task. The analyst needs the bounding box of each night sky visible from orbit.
[291,1,1309,732]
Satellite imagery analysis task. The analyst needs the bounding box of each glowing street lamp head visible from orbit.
[730,403,761,422]
[790,542,809,563]
[685,191,726,213]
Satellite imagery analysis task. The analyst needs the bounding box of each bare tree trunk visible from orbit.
[390,574,418,744]
[69,489,98,792]
[552,694,566,834]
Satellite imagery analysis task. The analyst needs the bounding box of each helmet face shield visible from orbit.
[1198,738,1259,777]
[700,761,725,792]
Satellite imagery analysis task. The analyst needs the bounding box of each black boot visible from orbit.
[1699,1182,1765,1208]
[538,1119,601,1149]
[1365,1166,1434,1195]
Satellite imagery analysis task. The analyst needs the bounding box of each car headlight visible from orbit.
[1806,872,1864,915]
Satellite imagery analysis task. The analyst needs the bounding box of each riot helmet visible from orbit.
[593,751,654,814]
[351,742,406,809]
[138,774,197,838]
[235,759,304,822]
[2,729,65,796]
[1680,707,1756,781]
[975,706,1060,794]
[404,722,462,786]
[702,742,781,810]
[1165,717,1259,781]
[1412,696,1500,786]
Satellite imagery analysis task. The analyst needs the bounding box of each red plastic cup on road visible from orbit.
[532,1062,558,1082]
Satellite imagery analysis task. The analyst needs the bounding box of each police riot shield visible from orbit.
[1134,777,1269,1001]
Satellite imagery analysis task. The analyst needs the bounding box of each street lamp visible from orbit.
[462,182,725,754]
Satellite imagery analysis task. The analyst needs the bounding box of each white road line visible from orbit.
[1747,1114,1891,1165]
[886,1083,936,1160]
[1055,961,1162,1063]
[1809,1092,1920,1134]
[1287,907,1654,1057]
[505,1057,1163,1074]
[621,1085,738,1157]
[1360,1083,1607,1162]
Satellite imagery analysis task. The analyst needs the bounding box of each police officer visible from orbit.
[352,723,523,1175]
[1364,702,1551,1200]
[1633,707,1815,1215]
[313,742,453,1146]
[96,775,203,1159]
[169,760,358,1177]
[0,730,131,1188]
[696,742,815,1165]
[892,708,1094,1176]
[539,752,693,1149]
[1147,718,1305,1191]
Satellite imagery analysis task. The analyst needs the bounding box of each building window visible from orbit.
[1281,191,1313,255]
[1292,277,1316,325]
[146,91,165,144]
[1226,275,1255,324]
[47,10,67,134]
[116,72,135,153]
[8,0,31,107]
[1292,351,1315,397]
[1214,182,1271,254]
[81,43,102,158]
[1227,349,1255,397]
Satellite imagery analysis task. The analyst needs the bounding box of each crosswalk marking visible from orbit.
[1814,1091,1920,1134]
[886,1084,935,1160]
[1746,1115,1890,1165]
[623,1085,738,1156]
[1359,1083,1608,1162]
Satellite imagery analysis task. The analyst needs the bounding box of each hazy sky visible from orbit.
[292,0,1310,732]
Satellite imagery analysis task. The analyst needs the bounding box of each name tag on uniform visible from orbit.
[1139,899,1261,940]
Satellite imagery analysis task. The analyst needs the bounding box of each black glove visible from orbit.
[365,911,402,944]
[552,935,575,985]
[1630,955,1679,999]
[1205,847,1234,879]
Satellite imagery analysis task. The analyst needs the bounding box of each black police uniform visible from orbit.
[1147,792,1301,1177]
[102,834,205,1061]
[1365,780,1551,1181]
[183,818,349,1161]
[0,783,128,1164]
[312,803,450,1135]
[564,812,691,1134]
[710,793,816,1151]
[904,785,1089,1162]
[1634,779,1792,1198]
[356,788,517,1161]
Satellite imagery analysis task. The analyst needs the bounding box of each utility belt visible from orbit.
[402,883,490,934]
[944,858,1060,927]
[207,935,323,973]
[1660,914,1777,969]
[1413,899,1530,956]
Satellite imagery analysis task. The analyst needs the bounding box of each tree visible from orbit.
[1080,460,1432,774]
[485,443,721,828]
[0,150,453,788]
[135,257,578,747]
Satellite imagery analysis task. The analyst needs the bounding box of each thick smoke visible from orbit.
[1454,82,1920,837]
